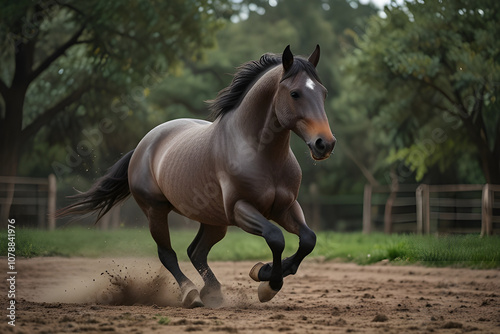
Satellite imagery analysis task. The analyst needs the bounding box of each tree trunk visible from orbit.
[0,24,37,228]
[476,136,500,185]
[459,99,500,185]
[0,91,25,229]
[0,39,31,228]
[484,154,500,185]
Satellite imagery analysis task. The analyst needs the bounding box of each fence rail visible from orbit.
[363,184,500,235]
[2,176,499,235]
[0,175,57,229]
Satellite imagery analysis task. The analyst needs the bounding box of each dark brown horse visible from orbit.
[58,45,335,308]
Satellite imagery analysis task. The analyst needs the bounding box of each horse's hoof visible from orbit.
[182,288,204,308]
[249,262,264,282]
[257,281,279,303]
[200,286,224,308]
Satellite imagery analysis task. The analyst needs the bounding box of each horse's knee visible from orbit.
[300,227,316,255]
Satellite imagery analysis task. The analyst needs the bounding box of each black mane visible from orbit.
[207,52,320,120]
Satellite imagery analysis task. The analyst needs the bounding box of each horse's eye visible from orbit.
[290,91,300,99]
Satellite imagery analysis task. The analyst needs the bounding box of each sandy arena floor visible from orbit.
[1,257,499,333]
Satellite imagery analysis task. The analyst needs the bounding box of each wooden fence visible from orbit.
[2,176,499,235]
[0,175,57,230]
[363,184,500,235]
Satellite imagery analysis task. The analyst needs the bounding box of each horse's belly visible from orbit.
[167,175,228,226]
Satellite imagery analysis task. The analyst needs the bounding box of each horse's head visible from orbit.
[274,45,336,161]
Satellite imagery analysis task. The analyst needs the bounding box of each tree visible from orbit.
[338,0,500,184]
[0,0,230,224]
[147,0,378,195]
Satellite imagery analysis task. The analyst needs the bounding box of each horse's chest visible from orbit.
[238,170,299,219]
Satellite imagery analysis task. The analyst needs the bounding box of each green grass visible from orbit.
[157,316,171,325]
[313,232,500,268]
[1,227,499,268]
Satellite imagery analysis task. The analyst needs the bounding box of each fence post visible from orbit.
[47,174,56,231]
[37,184,45,229]
[416,185,423,235]
[481,184,492,236]
[416,184,430,234]
[422,184,430,234]
[362,184,372,234]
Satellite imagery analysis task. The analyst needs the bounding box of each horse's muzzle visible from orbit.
[308,136,336,161]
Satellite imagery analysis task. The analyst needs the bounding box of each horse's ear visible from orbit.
[308,44,320,68]
[282,45,294,72]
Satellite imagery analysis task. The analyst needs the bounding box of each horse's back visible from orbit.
[141,118,211,146]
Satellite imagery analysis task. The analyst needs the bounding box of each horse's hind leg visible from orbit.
[146,202,203,308]
[187,224,227,307]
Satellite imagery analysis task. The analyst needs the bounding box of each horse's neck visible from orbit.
[226,66,291,156]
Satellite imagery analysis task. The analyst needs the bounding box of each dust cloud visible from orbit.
[38,259,180,306]
[33,258,254,309]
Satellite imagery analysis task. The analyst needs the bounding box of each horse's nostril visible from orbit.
[315,138,326,151]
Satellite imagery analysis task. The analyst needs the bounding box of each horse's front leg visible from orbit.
[250,201,316,280]
[233,200,284,302]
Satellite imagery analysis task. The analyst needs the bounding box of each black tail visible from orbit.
[57,150,135,222]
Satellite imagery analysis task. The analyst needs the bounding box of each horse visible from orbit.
[58,45,336,308]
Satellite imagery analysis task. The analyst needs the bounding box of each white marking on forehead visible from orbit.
[305,77,316,90]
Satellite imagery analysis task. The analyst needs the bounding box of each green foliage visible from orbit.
[2,227,498,268]
[338,0,500,184]
[0,0,230,179]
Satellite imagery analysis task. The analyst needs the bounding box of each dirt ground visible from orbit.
[1,257,499,334]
